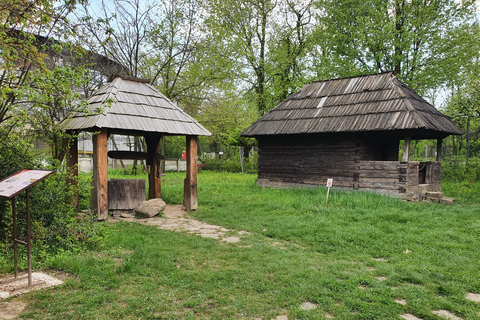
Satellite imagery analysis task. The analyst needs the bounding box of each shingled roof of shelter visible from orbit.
[63,76,211,136]
[242,72,463,138]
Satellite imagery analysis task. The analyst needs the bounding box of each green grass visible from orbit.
[7,172,480,319]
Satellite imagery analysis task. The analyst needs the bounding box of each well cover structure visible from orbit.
[242,72,463,198]
[63,76,211,219]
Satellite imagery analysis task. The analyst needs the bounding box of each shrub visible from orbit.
[0,132,105,256]
[200,151,258,173]
[441,156,480,182]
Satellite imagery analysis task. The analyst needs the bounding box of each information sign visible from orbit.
[0,170,54,199]
[0,169,54,287]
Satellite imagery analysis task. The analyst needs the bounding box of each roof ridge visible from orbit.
[286,86,393,102]
[308,71,394,86]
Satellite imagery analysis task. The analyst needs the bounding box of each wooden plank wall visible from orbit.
[406,162,420,187]
[357,161,407,193]
[425,162,441,185]
[258,135,408,194]
[258,137,360,187]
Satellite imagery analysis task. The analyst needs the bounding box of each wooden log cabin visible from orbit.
[241,73,463,199]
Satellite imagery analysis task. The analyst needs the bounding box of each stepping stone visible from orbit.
[300,301,317,310]
[275,315,288,320]
[120,212,134,218]
[432,310,462,320]
[222,236,241,243]
[375,276,387,281]
[395,299,407,305]
[324,313,334,318]
[373,258,387,262]
[466,292,480,303]
[400,314,423,320]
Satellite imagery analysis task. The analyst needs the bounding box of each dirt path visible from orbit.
[109,205,248,243]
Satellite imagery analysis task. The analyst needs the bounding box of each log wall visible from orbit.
[257,135,442,196]
[258,136,360,188]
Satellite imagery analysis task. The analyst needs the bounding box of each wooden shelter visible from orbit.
[63,76,211,219]
[242,73,463,198]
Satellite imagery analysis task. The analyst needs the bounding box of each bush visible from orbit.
[441,156,480,182]
[0,132,105,257]
[200,151,257,173]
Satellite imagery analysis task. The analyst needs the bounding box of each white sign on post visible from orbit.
[326,178,333,188]
[326,178,333,206]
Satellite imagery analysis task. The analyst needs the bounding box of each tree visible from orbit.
[205,0,277,115]
[268,0,315,104]
[205,0,317,114]
[197,93,257,151]
[26,67,91,162]
[0,0,80,129]
[144,0,232,114]
[77,0,154,79]
[314,0,478,94]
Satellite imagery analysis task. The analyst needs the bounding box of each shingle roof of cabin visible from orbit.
[63,76,211,136]
[242,72,462,137]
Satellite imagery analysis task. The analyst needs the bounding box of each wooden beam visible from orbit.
[107,151,164,161]
[66,132,79,209]
[436,138,442,162]
[183,135,198,211]
[145,134,161,199]
[92,129,108,220]
[402,136,411,162]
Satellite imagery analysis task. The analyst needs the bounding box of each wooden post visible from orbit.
[161,136,166,174]
[183,135,198,211]
[436,138,442,162]
[402,136,411,162]
[92,129,108,220]
[145,134,161,199]
[66,132,79,209]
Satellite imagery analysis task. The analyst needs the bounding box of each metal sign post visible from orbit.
[0,169,54,286]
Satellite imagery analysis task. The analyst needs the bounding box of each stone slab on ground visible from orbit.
[300,301,317,310]
[0,272,63,300]
[0,301,27,320]
[466,292,480,303]
[432,310,463,320]
[400,314,423,320]
[439,197,455,205]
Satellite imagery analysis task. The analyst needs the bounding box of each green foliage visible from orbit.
[0,130,104,259]
[164,136,185,158]
[197,94,258,151]
[0,165,106,257]
[313,0,478,94]
[0,0,79,127]
[441,156,480,182]
[200,150,258,173]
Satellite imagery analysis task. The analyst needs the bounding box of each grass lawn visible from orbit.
[6,172,480,319]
